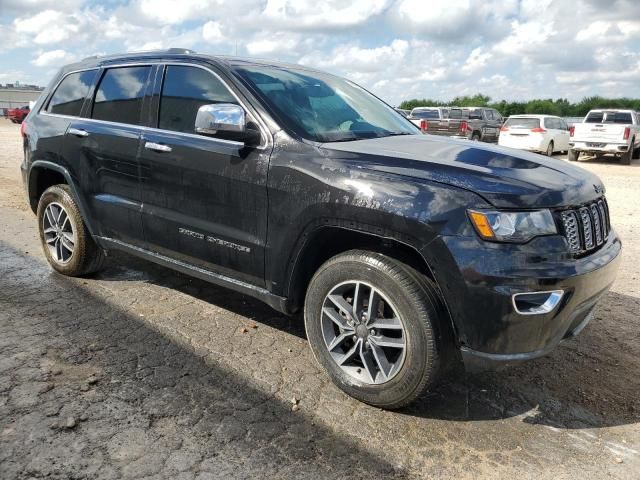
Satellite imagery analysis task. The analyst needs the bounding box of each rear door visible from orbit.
[63,64,154,246]
[554,118,570,151]
[138,63,270,286]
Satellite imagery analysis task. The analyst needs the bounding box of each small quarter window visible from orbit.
[47,70,97,117]
[92,66,151,125]
[159,65,237,134]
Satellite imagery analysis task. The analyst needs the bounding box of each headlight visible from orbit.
[468,209,557,242]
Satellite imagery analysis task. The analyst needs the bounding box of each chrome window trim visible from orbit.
[39,60,272,151]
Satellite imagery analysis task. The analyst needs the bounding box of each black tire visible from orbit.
[546,141,554,157]
[632,142,639,160]
[568,149,579,161]
[37,184,105,276]
[304,250,444,409]
[620,149,632,165]
[471,132,481,141]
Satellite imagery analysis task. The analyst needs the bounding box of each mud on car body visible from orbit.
[21,50,621,409]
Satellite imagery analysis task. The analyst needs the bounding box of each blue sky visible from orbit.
[1,0,640,105]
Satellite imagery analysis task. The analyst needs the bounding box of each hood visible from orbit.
[321,134,605,209]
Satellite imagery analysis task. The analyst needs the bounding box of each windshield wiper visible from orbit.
[385,132,415,137]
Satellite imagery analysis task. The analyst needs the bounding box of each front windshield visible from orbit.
[233,64,418,142]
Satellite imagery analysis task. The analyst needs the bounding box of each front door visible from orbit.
[139,64,270,286]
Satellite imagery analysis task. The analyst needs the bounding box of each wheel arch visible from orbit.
[28,161,96,235]
[284,223,459,347]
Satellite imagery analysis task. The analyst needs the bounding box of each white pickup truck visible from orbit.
[569,109,640,165]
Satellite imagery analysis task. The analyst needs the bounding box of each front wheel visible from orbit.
[304,250,444,409]
[37,184,105,276]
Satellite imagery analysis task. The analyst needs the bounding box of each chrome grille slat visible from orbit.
[590,204,603,245]
[597,200,608,239]
[579,207,594,249]
[559,198,610,254]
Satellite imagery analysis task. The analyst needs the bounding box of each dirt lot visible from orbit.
[0,118,638,479]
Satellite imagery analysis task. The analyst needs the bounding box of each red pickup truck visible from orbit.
[7,106,30,124]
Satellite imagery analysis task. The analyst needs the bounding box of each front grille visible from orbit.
[559,198,610,254]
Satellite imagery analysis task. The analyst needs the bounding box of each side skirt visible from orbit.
[97,237,291,314]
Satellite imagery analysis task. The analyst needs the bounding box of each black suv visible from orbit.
[21,50,621,409]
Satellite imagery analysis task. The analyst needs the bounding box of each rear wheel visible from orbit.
[621,148,632,165]
[546,141,554,157]
[568,149,579,161]
[304,250,444,409]
[37,184,105,276]
[471,132,481,141]
[632,141,639,159]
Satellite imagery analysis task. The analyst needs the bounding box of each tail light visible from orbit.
[569,126,575,137]
[500,126,509,132]
[623,127,630,140]
[530,127,546,133]
[420,119,429,132]
[459,121,468,134]
[20,121,27,138]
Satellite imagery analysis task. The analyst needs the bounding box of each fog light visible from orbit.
[512,290,564,315]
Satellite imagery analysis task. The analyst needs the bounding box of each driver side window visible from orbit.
[159,65,237,134]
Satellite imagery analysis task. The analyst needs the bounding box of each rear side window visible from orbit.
[47,70,97,116]
[92,66,151,125]
[159,65,237,134]
[504,117,540,129]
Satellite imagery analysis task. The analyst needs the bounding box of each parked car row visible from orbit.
[404,105,639,164]
[408,106,503,143]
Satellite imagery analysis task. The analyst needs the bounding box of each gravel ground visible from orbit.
[0,118,638,479]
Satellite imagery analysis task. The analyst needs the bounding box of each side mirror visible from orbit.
[195,103,246,137]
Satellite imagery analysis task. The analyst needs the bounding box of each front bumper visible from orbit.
[428,232,621,371]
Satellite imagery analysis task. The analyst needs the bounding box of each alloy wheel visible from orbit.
[320,281,407,385]
[42,202,75,264]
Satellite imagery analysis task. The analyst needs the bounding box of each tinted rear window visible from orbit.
[449,109,469,120]
[605,112,632,124]
[585,112,604,123]
[92,66,151,125]
[47,70,97,116]
[504,117,540,129]
[411,110,439,119]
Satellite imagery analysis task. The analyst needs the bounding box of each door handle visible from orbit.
[69,128,89,137]
[145,142,172,153]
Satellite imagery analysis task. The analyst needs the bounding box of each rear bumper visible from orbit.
[430,232,621,371]
[570,141,630,154]
[498,137,546,152]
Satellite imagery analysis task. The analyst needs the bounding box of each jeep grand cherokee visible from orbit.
[20,50,621,409]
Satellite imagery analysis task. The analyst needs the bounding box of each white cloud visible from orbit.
[133,0,222,25]
[261,0,391,30]
[202,21,224,44]
[31,49,75,67]
[462,48,492,73]
[300,39,409,72]
[2,0,640,104]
